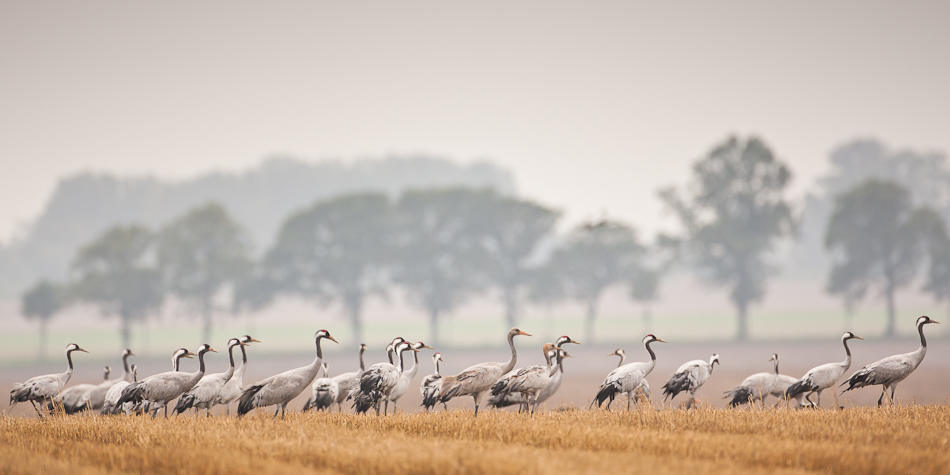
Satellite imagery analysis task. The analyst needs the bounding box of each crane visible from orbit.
[389,341,433,413]
[175,338,246,416]
[607,349,650,408]
[117,344,215,418]
[785,332,863,409]
[10,343,89,417]
[661,354,720,409]
[304,363,338,411]
[352,341,417,415]
[330,343,366,412]
[492,344,570,414]
[79,349,136,413]
[592,335,665,410]
[490,343,558,412]
[54,366,109,414]
[420,352,444,412]
[724,354,780,407]
[102,365,139,415]
[841,316,939,406]
[488,335,580,409]
[213,335,260,415]
[238,330,338,419]
[438,327,532,416]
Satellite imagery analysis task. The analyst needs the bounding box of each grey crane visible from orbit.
[490,343,557,413]
[304,363,338,411]
[117,344,215,418]
[389,341,433,412]
[54,366,109,414]
[175,338,246,416]
[785,332,863,409]
[347,337,405,412]
[488,335,580,409]
[213,335,260,415]
[492,344,570,414]
[438,327,532,416]
[593,334,665,410]
[329,343,366,412]
[724,354,780,407]
[841,316,939,406]
[80,349,136,413]
[420,352,445,412]
[238,330,338,419]
[662,354,720,409]
[606,349,650,408]
[352,341,417,415]
[10,343,89,417]
[102,364,139,415]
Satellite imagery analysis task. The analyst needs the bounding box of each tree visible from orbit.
[393,189,490,347]
[548,220,646,344]
[156,203,252,344]
[629,233,680,335]
[826,179,945,336]
[71,225,163,348]
[264,193,392,344]
[21,280,67,360]
[661,136,796,341]
[471,194,560,330]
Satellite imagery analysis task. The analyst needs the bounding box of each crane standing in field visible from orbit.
[608,349,651,408]
[10,343,89,417]
[54,366,109,414]
[238,330,338,419]
[438,328,532,416]
[388,341,433,413]
[213,335,260,415]
[662,353,720,409]
[488,335,580,410]
[492,344,571,414]
[724,354,780,407]
[304,363,338,411]
[80,349,136,413]
[330,343,366,412]
[592,334,666,410]
[352,341,417,415]
[102,365,139,415]
[117,344,215,418]
[175,338,246,416]
[420,352,445,412]
[841,316,939,406]
[785,332,863,409]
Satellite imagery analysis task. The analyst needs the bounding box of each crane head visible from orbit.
[66,343,89,354]
[315,330,339,344]
[198,344,217,354]
[608,348,625,358]
[240,335,261,344]
[122,348,136,357]
[710,354,720,366]
[642,334,666,344]
[434,352,443,362]
[556,335,581,346]
[917,315,940,326]
[843,332,864,341]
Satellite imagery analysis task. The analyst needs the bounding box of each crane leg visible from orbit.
[30,400,43,418]
[226,404,230,416]
[273,406,280,419]
[473,393,483,417]
[816,390,823,408]
[392,400,398,414]
[889,385,897,405]
[877,387,887,407]
[384,400,389,416]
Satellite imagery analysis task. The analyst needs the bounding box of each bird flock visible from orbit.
[9,316,940,419]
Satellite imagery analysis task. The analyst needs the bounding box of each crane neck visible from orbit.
[773,359,779,375]
[65,349,76,374]
[406,348,420,379]
[501,332,519,375]
[240,342,248,366]
[222,344,237,381]
[122,353,132,382]
[644,340,658,362]
[616,354,625,368]
[841,338,853,370]
[197,350,208,375]
[918,321,928,349]
[359,348,366,371]
[434,358,441,376]
[549,355,562,377]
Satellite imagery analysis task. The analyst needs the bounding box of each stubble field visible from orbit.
[2,405,950,475]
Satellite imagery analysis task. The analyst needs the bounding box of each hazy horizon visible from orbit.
[2,1,949,242]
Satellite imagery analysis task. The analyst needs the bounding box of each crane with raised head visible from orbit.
[352,341,416,415]
[420,352,444,412]
[592,335,665,410]
[213,335,260,415]
[54,366,109,414]
[10,343,89,417]
[607,349,650,408]
[79,349,136,413]
[102,365,139,415]
[330,343,366,412]
[438,328,532,416]
[238,330,338,419]
[304,363,338,411]
[785,332,863,409]
[492,344,570,414]
[841,316,939,406]
[662,354,720,409]
[117,344,215,418]
[175,338,246,416]
[388,341,433,413]
[488,335,580,409]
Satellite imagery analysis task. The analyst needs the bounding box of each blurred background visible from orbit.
[2,0,949,386]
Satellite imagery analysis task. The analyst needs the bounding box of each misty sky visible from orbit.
[1,1,948,243]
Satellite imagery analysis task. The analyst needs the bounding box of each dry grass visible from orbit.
[2,404,949,475]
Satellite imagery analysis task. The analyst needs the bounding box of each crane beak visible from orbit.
[328,336,339,344]
[129,351,136,356]
[78,348,90,353]
[208,347,218,353]
[573,340,581,345]
[932,320,941,324]
[854,336,865,340]
[520,331,532,336]
[250,338,261,343]
[186,351,197,358]
[606,352,616,356]
[655,338,667,343]
[422,344,434,349]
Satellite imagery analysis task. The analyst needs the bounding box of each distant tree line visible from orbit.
[20,135,950,355]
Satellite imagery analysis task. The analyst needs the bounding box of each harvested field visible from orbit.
[2,405,949,475]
